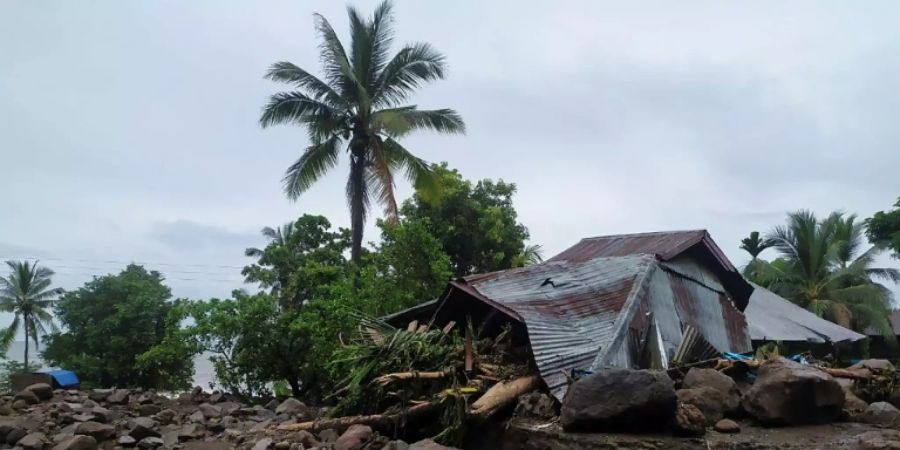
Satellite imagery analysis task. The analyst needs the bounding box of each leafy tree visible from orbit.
[355,219,452,310]
[244,222,298,258]
[242,215,351,309]
[867,197,900,259]
[42,265,196,390]
[0,261,62,371]
[259,0,465,264]
[401,163,531,276]
[740,231,774,281]
[755,211,899,338]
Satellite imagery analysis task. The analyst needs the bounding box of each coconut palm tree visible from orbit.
[0,261,62,371]
[740,231,774,281]
[260,1,465,264]
[759,211,899,338]
[244,222,297,258]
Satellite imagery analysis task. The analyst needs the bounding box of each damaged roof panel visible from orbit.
[745,282,865,343]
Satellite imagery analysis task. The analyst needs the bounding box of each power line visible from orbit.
[0,255,247,270]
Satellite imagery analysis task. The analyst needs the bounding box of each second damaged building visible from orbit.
[389,230,753,400]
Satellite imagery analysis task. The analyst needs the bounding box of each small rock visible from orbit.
[218,402,241,416]
[177,424,204,441]
[117,436,136,447]
[18,432,48,449]
[136,437,163,450]
[151,409,175,426]
[52,436,98,450]
[106,390,130,405]
[74,422,115,441]
[249,420,271,433]
[865,402,900,425]
[208,393,224,404]
[856,430,900,450]
[293,431,319,448]
[8,427,28,444]
[514,392,558,420]
[274,399,308,419]
[188,410,205,424]
[677,387,727,425]
[198,403,222,419]
[13,399,30,410]
[135,405,161,417]
[333,424,372,450]
[383,441,410,450]
[0,404,13,415]
[90,407,112,424]
[25,384,54,402]
[88,391,112,403]
[183,442,231,450]
[252,438,272,450]
[673,403,706,437]
[15,390,40,405]
[128,418,159,440]
[263,400,279,411]
[714,419,740,434]
[682,368,741,413]
[318,428,339,443]
[408,439,458,450]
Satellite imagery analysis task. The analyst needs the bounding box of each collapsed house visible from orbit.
[744,282,865,347]
[387,230,754,400]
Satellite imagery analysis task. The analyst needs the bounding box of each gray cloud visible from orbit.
[1,0,898,302]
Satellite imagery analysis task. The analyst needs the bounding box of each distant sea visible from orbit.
[4,341,217,390]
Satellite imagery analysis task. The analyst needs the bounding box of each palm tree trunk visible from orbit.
[23,323,29,372]
[349,146,366,265]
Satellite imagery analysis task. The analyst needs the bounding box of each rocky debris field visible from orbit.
[0,384,456,450]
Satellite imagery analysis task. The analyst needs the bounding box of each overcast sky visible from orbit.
[2,0,899,307]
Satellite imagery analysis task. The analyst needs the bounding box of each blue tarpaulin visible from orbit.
[41,370,79,388]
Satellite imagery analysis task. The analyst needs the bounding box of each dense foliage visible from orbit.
[259,0,465,263]
[746,211,899,338]
[401,163,534,276]
[42,265,195,390]
[867,197,900,259]
[0,261,62,370]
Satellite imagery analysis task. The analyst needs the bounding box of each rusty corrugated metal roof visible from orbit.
[549,230,752,310]
[453,255,655,398]
[745,282,865,343]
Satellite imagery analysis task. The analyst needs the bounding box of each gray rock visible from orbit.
[318,428,339,443]
[408,439,458,450]
[106,390,130,406]
[383,441,410,450]
[249,420,271,433]
[263,400,279,411]
[514,392,558,420]
[90,407,112,424]
[136,437,163,450]
[13,399,29,410]
[274,399,308,419]
[87,391,111,403]
[682,368,741,413]
[865,401,900,425]
[197,403,222,419]
[18,432,48,449]
[252,438,272,450]
[135,405,161,417]
[25,384,53,402]
[128,418,159,440]
[7,427,28,445]
[741,357,844,426]
[118,435,137,447]
[74,422,115,441]
[292,431,319,449]
[183,442,231,450]
[333,424,372,450]
[677,387,727,425]
[177,424,204,441]
[188,411,205,424]
[161,432,178,448]
[849,359,895,373]
[150,410,175,426]
[217,402,241,416]
[560,368,676,432]
[208,393,224,404]
[856,430,900,449]
[15,391,40,405]
[52,436,97,450]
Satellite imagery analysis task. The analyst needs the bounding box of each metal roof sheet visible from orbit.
[455,255,655,398]
[744,282,865,343]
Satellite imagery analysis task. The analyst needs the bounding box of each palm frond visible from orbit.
[373,42,446,106]
[259,92,343,129]
[380,137,439,202]
[264,61,346,108]
[367,139,400,221]
[313,13,362,102]
[374,106,465,137]
[283,135,343,199]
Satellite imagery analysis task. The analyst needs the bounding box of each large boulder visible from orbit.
[560,368,676,432]
[677,387,727,424]
[15,390,40,405]
[274,398,309,419]
[333,424,372,450]
[197,403,222,419]
[741,357,844,425]
[18,432,48,449]
[25,383,54,401]
[106,389,130,405]
[849,359,895,373]
[409,439,459,450]
[129,417,160,440]
[682,368,741,413]
[865,402,900,425]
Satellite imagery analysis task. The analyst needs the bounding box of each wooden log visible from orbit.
[276,402,435,433]
[470,375,539,419]
[817,366,872,380]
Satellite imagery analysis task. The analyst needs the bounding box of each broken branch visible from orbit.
[372,371,448,387]
[470,375,540,419]
[276,402,436,433]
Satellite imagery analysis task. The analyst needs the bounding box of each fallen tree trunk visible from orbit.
[276,401,436,433]
[373,371,448,387]
[816,366,872,380]
[470,375,539,419]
